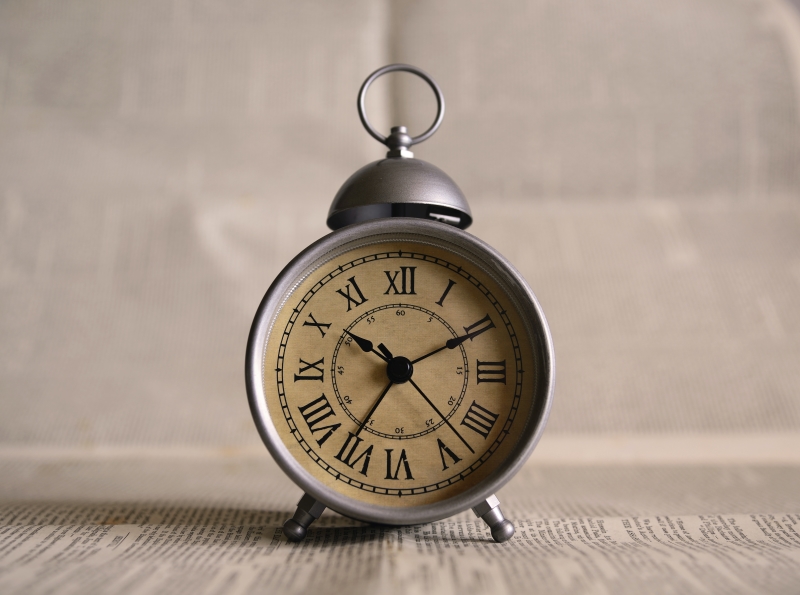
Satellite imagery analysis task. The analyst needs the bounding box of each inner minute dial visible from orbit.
[331,304,468,439]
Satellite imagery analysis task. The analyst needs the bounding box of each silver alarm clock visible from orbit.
[246,65,554,543]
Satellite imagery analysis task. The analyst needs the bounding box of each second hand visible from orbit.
[407,378,474,454]
[355,379,394,437]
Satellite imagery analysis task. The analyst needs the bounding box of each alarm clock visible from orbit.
[246,65,554,543]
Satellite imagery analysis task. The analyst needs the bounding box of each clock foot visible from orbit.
[472,494,515,543]
[283,493,326,542]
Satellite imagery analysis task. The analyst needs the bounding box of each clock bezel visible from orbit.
[246,218,554,525]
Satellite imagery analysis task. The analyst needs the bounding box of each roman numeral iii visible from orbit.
[336,276,368,311]
[476,360,506,384]
[384,267,416,295]
[297,395,341,446]
[384,449,414,480]
[334,432,373,476]
[460,401,500,439]
[294,357,324,382]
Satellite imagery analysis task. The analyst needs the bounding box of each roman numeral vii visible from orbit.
[334,432,373,476]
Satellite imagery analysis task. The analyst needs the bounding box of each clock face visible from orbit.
[260,236,542,508]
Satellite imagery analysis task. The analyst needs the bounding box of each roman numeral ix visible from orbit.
[336,276,368,311]
[334,432,373,476]
[384,449,414,480]
[294,357,324,382]
[476,360,506,384]
[297,395,341,446]
[460,401,500,439]
[384,267,416,295]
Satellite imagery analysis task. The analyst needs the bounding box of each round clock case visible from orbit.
[245,65,554,543]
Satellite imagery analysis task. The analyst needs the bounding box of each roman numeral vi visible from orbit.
[384,449,414,480]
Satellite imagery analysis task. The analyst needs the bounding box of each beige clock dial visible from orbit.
[262,240,539,507]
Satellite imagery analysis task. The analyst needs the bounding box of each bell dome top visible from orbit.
[326,65,472,231]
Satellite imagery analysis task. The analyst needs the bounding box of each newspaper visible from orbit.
[2,503,799,594]
[2,455,800,594]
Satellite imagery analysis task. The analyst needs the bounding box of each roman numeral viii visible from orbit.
[384,267,416,295]
[294,357,324,382]
[460,401,500,439]
[297,395,341,446]
[334,432,373,476]
[384,449,414,480]
[336,276,368,311]
[476,360,506,384]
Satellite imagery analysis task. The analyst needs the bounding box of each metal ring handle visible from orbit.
[357,64,445,147]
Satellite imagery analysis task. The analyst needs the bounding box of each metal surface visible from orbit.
[283,493,326,542]
[472,494,515,543]
[246,218,555,527]
[326,158,472,230]
[357,64,444,151]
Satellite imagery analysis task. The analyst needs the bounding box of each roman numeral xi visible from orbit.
[336,276,368,311]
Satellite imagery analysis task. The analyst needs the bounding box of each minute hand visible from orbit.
[410,325,493,365]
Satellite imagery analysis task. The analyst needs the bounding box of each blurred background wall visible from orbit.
[2,0,800,450]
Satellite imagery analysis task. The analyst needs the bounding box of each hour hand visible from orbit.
[343,329,389,362]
